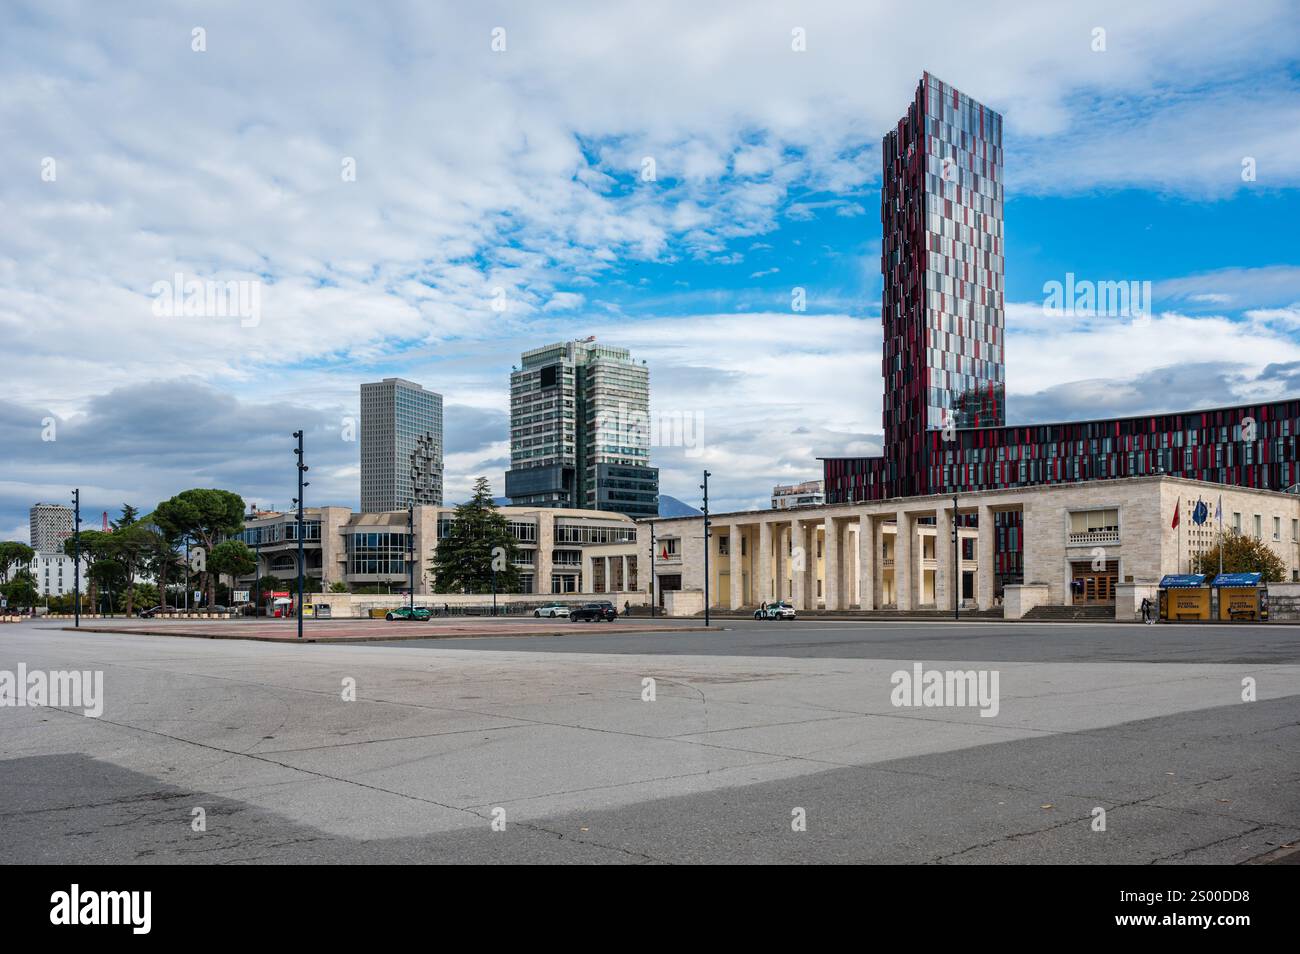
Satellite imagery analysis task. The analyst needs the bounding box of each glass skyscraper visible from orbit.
[360,378,443,511]
[505,338,658,518]
[823,73,1300,505]
[881,72,1005,498]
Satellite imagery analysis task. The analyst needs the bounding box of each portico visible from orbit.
[640,475,1300,619]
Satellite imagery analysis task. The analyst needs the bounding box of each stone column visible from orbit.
[823,515,840,610]
[895,510,912,611]
[708,524,722,609]
[536,513,554,596]
[729,525,744,610]
[758,521,773,604]
[977,509,993,613]
[858,513,874,610]
[791,519,807,610]
[775,523,787,600]
[934,504,952,611]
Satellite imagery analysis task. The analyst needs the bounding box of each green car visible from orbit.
[385,606,432,621]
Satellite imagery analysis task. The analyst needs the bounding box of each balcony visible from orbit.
[1068,529,1120,546]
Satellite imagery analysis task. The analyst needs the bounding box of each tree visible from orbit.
[0,542,36,584]
[147,499,190,610]
[328,580,350,593]
[89,557,122,614]
[112,504,140,531]
[65,530,109,613]
[430,477,522,594]
[156,489,246,607]
[3,569,39,612]
[1193,529,1287,582]
[101,509,152,617]
[209,539,257,604]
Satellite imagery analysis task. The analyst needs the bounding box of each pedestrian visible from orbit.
[623,600,630,616]
[1140,596,1152,624]
[443,601,449,618]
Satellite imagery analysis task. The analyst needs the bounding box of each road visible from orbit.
[2,618,1298,863]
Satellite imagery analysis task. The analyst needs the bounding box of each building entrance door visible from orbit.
[1070,560,1118,605]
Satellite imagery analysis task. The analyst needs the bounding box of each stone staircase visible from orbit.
[1021,604,1114,622]
[710,606,1005,621]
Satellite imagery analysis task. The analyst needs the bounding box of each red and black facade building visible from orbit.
[823,74,1300,507]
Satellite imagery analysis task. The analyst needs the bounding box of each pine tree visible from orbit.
[430,478,522,594]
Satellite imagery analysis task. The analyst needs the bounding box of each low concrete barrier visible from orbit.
[1003,583,1051,620]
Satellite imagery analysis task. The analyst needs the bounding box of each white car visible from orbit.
[754,601,797,620]
[533,603,571,618]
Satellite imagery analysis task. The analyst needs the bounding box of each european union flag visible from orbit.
[1191,498,1209,526]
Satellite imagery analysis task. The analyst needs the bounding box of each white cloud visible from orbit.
[2,1,1299,524]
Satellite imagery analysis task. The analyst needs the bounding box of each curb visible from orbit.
[59,623,719,644]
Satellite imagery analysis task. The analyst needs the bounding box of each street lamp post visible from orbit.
[701,471,712,628]
[72,489,81,628]
[293,430,309,640]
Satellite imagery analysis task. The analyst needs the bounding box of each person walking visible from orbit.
[1140,596,1152,624]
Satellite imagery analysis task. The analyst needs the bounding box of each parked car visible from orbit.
[138,605,163,618]
[385,606,432,621]
[754,601,797,620]
[533,602,571,619]
[571,601,617,622]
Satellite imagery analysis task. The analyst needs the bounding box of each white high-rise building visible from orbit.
[360,378,443,512]
[30,503,73,553]
[505,338,658,518]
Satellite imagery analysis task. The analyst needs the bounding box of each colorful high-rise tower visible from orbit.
[881,72,1005,496]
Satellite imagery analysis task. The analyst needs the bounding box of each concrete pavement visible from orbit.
[2,619,1298,863]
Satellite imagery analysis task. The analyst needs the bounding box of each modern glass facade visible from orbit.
[880,73,1005,499]
[505,339,658,517]
[822,74,1300,510]
[360,378,444,511]
[345,530,410,576]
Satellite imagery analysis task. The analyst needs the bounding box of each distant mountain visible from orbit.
[657,495,702,518]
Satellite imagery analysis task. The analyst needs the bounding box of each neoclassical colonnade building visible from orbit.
[638,74,1300,618]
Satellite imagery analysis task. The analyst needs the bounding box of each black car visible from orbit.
[570,601,617,622]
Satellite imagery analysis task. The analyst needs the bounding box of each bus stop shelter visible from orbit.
[1212,572,1268,621]
[1158,574,1209,621]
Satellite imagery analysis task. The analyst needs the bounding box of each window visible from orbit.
[1254,515,1262,540]
[718,535,729,556]
[1069,509,1119,533]
[1273,516,1281,541]
[1233,512,1241,532]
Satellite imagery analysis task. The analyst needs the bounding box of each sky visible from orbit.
[3,0,1300,541]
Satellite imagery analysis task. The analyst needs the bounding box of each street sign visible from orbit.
[233,590,250,603]
[193,590,202,603]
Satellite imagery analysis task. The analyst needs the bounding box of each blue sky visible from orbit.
[2,0,1300,540]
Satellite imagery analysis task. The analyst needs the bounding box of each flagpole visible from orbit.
[1218,495,1223,579]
